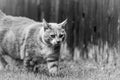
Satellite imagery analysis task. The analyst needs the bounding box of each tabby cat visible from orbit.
[0,10,67,74]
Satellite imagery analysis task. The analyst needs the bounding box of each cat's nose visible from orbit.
[57,41,61,44]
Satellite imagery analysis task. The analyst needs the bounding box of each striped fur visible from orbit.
[0,11,67,74]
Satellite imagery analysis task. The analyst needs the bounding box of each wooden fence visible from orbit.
[0,0,120,59]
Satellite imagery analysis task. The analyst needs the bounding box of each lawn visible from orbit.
[0,59,120,80]
[0,43,120,80]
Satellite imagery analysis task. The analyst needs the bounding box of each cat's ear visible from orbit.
[42,19,50,30]
[59,19,67,28]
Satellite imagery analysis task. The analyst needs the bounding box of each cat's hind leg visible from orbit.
[0,55,7,70]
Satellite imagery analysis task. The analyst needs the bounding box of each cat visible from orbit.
[0,10,67,75]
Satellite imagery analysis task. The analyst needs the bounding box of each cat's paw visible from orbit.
[23,56,39,71]
[49,67,58,76]
[23,57,33,71]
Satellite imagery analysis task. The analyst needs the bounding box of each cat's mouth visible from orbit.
[51,40,62,46]
[54,43,61,47]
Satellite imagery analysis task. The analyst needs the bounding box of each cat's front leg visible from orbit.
[46,54,59,76]
[47,61,58,76]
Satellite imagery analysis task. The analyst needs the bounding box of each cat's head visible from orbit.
[41,19,67,46]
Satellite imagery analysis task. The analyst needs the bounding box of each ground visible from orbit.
[0,59,120,80]
[0,43,120,80]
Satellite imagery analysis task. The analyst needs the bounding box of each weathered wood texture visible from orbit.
[0,0,120,58]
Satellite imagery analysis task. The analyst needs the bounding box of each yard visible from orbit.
[0,0,120,80]
[0,47,120,80]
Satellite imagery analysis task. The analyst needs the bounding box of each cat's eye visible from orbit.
[59,34,64,38]
[50,34,55,38]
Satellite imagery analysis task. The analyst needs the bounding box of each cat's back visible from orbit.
[0,15,35,29]
[0,10,44,43]
[0,10,42,33]
[0,12,39,37]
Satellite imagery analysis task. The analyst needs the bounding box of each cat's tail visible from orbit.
[0,10,6,20]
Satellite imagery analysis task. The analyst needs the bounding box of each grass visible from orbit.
[1,60,120,80]
[1,43,120,80]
